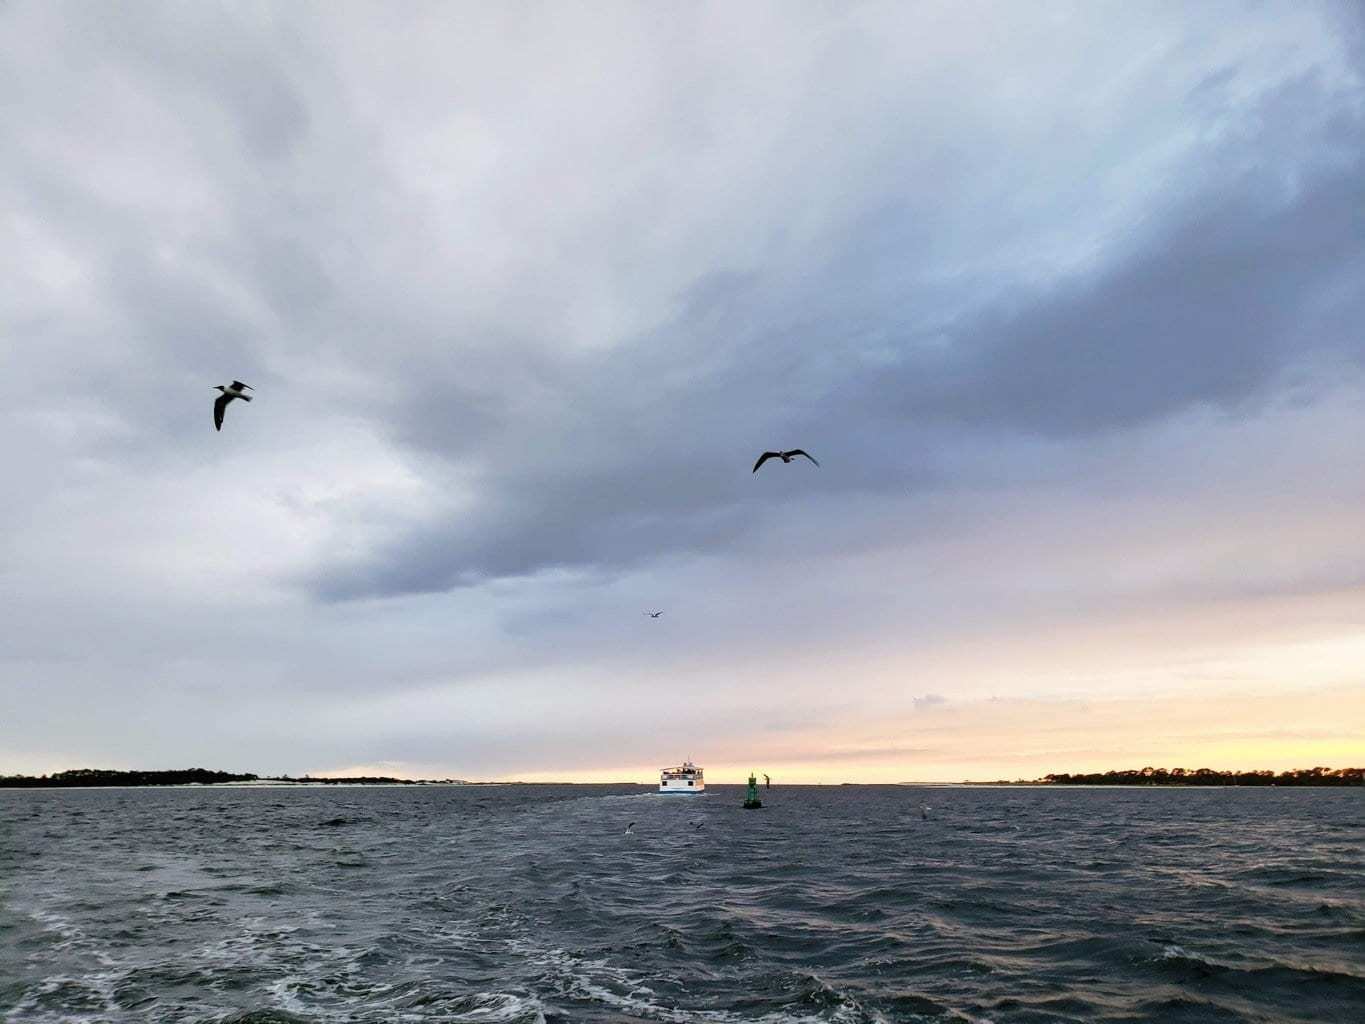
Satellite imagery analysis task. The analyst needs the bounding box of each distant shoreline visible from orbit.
[0,768,481,789]
[0,769,661,790]
[953,767,1363,788]
[2,766,1361,789]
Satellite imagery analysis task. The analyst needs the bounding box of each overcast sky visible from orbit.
[3,1,1363,782]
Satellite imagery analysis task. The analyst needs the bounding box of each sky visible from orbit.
[2,1,1363,783]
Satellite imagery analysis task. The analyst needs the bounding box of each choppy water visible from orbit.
[1,784,1362,1023]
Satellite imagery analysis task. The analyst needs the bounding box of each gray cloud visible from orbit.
[902,157,1365,437]
[310,87,1365,597]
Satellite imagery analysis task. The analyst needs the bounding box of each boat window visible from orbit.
[687,780,693,786]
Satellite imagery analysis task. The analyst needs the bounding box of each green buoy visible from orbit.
[743,772,763,809]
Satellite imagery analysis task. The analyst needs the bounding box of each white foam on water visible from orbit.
[3,972,123,1023]
[442,992,549,1024]
[20,904,117,968]
[526,944,890,1024]
[258,981,547,1024]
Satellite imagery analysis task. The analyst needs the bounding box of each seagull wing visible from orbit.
[214,393,231,431]
[753,452,781,473]
[231,381,253,391]
[786,449,819,466]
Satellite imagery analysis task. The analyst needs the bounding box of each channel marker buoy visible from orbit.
[743,773,763,809]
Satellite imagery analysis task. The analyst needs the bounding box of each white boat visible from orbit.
[659,760,704,794]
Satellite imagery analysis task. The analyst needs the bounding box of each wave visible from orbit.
[1152,944,1365,993]
[528,944,891,1024]
[4,783,1361,1024]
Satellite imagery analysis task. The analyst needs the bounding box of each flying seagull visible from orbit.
[644,610,663,618]
[752,449,818,473]
[213,381,253,431]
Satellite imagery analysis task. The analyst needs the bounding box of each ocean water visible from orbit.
[0,784,1361,1023]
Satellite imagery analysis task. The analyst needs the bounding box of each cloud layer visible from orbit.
[2,2,1363,778]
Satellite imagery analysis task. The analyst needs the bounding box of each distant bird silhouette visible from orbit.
[921,804,931,820]
[753,449,818,473]
[644,611,663,618]
[213,381,253,431]
[625,821,635,834]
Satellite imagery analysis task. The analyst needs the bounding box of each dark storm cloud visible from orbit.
[898,158,1365,437]
[310,79,1365,599]
[786,62,1365,438]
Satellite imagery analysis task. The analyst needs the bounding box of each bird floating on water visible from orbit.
[753,449,818,473]
[213,381,253,431]
[644,610,663,618]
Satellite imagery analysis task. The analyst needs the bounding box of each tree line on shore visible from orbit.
[1040,766,1363,786]
[3,765,1362,789]
[0,768,461,787]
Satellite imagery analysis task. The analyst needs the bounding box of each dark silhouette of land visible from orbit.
[4,766,1362,789]
[1034,766,1362,787]
[0,768,468,788]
